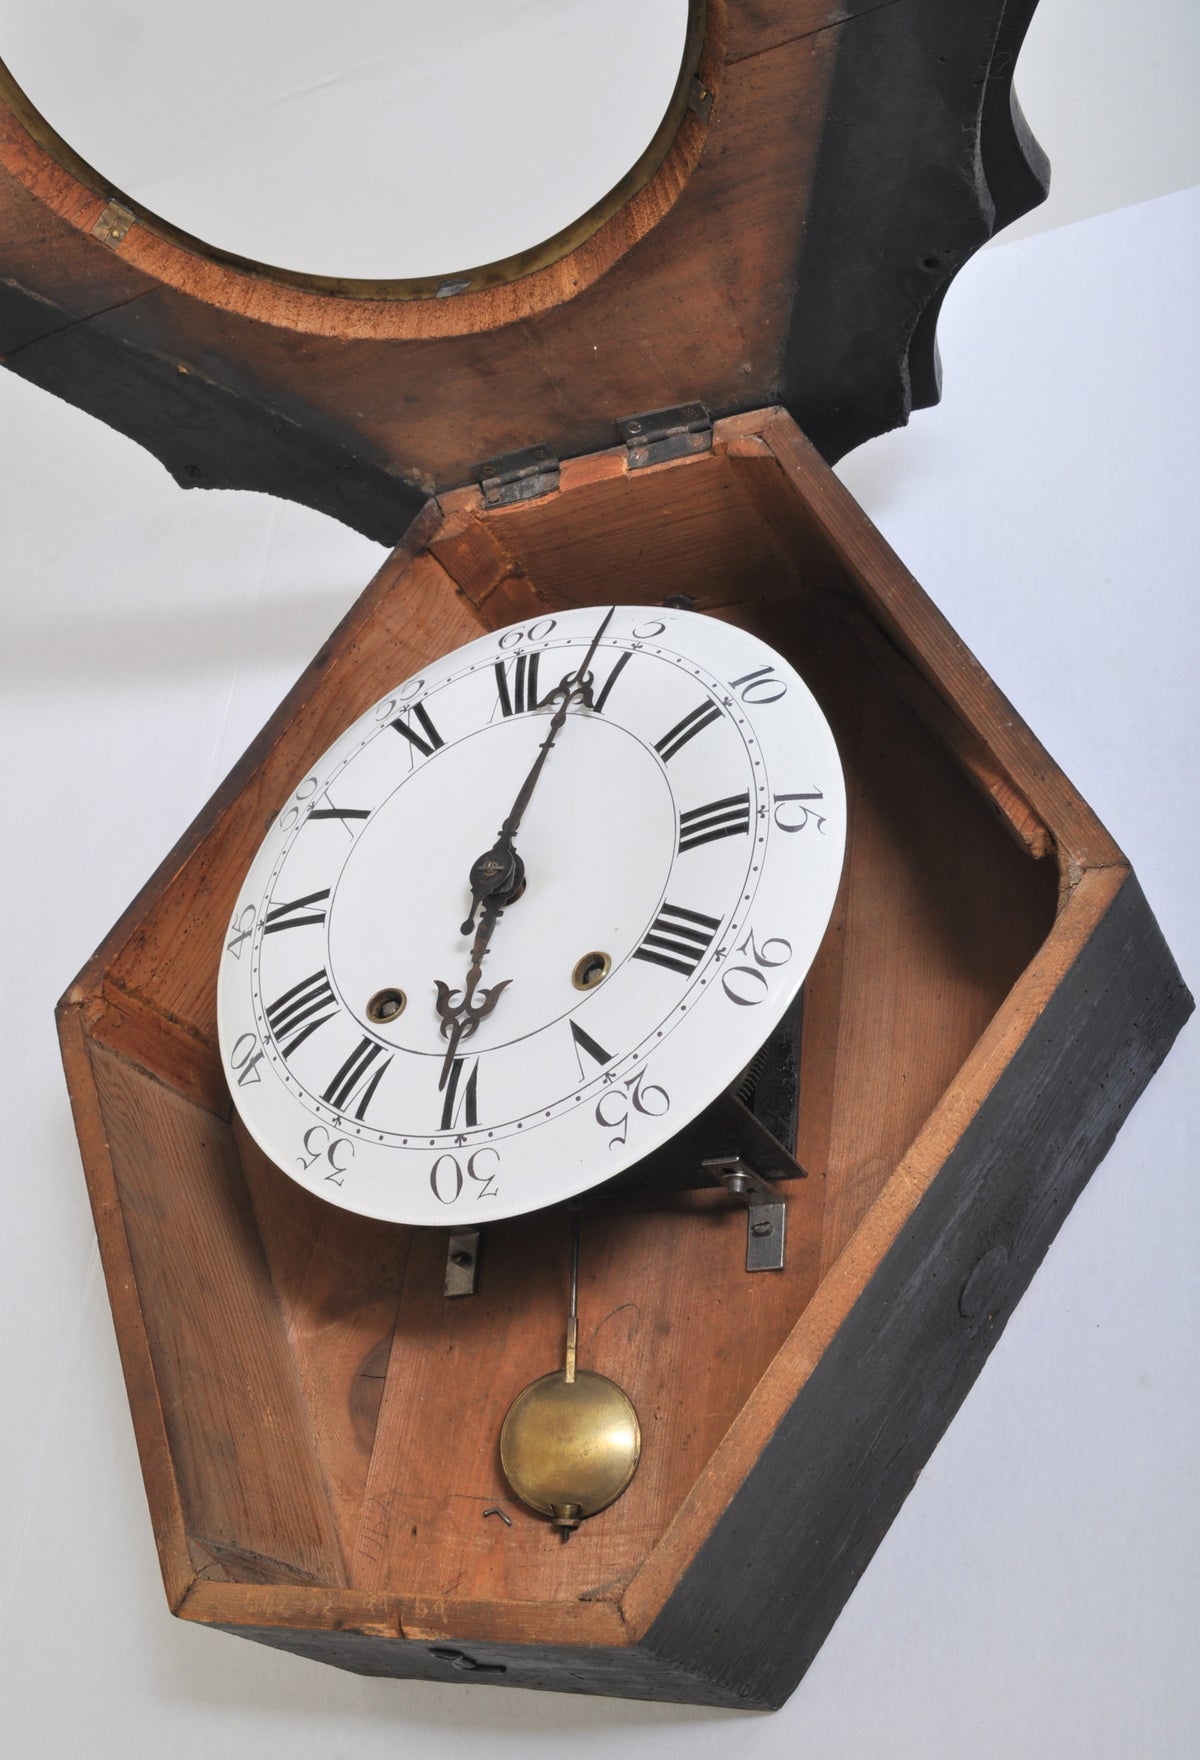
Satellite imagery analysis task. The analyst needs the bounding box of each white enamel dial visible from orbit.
[217,606,845,1225]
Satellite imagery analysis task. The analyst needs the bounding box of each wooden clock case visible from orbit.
[2,0,1190,1714]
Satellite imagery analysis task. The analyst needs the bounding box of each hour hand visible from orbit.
[434,975,511,1088]
[434,973,512,1041]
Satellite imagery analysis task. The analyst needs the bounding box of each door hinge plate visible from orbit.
[474,444,560,508]
[618,403,713,470]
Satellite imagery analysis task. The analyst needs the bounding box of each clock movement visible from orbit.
[3,0,1191,1713]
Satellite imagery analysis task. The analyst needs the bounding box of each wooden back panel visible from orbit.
[65,412,1061,1624]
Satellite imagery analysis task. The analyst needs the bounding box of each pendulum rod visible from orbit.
[564,1202,579,1384]
[499,1200,641,1534]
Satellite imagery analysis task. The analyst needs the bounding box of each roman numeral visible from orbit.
[633,903,721,977]
[678,791,751,853]
[265,969,339,1057]
[654,700,722,762]
[263,888,331,933]
[494,651,541,716]
[390,701,444,758]
[440,1056,480,1131]
[323,1036,392,1120]
[569,1018,613,1079]
[589,648,632,713]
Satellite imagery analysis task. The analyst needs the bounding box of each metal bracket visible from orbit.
[703,1157,787,1272]
[474,444,560,508]
[618,403,713,470]
[687,76,714,124]
[92,199,136,248]
[444,1228,481,1297]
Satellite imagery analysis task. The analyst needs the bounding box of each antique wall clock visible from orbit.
[2,0,1191,1712]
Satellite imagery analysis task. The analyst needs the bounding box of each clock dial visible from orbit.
[217,606,845,1224]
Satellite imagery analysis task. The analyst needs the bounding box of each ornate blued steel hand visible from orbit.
[435,607,617,1086]
[459,606,616,935]
[434,894,511,1091]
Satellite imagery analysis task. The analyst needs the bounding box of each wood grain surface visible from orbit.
[2,1,1047,535]
[56,407,1189,1704]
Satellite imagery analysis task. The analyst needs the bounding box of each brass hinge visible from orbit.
[474,443,560,508]
[618,402,713,470]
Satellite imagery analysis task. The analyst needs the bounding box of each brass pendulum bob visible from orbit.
[499,1206,641,1536]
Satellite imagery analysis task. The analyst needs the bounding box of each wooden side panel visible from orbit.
[756,414,1123,867]
[197,1603,740,1704]
[58,1004,198,1610]
[236,1126,411,1573]
[749,600,1061,1271]
[65,527,482,1045]
[87,1042,344,1587]
[83,978,228,1117]
[639,872,1193,1706]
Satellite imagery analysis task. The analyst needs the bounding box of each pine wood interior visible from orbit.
[65,412,1061,1635]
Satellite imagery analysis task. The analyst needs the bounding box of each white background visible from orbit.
[1,5,1198,1755]
[1,0,692,280]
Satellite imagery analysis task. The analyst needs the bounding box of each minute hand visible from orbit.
[499,605,616,841]
[460,607,616,933]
